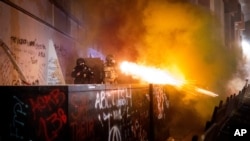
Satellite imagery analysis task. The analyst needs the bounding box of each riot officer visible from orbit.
[102,54,118,84]
[86,67,94,83]
[71,58,90,84]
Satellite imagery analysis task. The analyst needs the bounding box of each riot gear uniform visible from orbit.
[71,58,94,84]
[103,55,118,84]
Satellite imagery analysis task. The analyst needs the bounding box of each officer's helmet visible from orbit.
[106,55,115,65]
[76,58,85,66]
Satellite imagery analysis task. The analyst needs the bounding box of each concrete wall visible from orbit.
[0,1,82,85]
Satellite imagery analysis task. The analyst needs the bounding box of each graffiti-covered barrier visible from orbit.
[0,84,170,141]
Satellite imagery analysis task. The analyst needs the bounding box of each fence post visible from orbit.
[149,83,154,141]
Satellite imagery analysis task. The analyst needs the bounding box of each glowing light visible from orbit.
[120,61,185,86]
[241,40,250,59]
[195,87,218,97]
[120,61,218,97]
[241,40,250,76]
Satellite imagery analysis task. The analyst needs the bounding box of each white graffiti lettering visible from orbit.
[10,96,29,140]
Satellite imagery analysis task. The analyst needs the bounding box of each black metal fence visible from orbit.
[202,84,250,141]
[0,84,170,141]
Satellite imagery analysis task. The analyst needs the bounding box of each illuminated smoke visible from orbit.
[120,61,218,97]
[138,0,243,98]
[77,0,243,96]
[76,0,148,61]
[120,61,185,86]
[241,40,250,75]
[76,0,245,138]
[227,40,250,92]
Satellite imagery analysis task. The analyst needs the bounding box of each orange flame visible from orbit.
[120,61,185,86]
[120,61,218,97]
[194,87,218,97]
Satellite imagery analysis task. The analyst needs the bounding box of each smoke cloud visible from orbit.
[78,0,147,61]
[78,0,244,96]
[140,0,244,97]
[77,0,245,139]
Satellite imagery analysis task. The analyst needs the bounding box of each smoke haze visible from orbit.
[78,0,147,61]
[78,0,244,96]
[76,0,246,139]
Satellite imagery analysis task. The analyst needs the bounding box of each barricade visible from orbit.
[0,84,170,141]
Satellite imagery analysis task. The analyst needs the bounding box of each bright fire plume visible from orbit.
[120,61,185,86]
[120,61,218,97]
[195,87,218,97]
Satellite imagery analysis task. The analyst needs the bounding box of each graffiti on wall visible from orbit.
[0,36,47,85]
[0,36,66,85]
[0,39,24,85]
[10,36,47,84]
[0,85,171,141]
[1,86,69,141]
[68,86,150,141]
[47,40,65,85]
[9,95,29,140]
